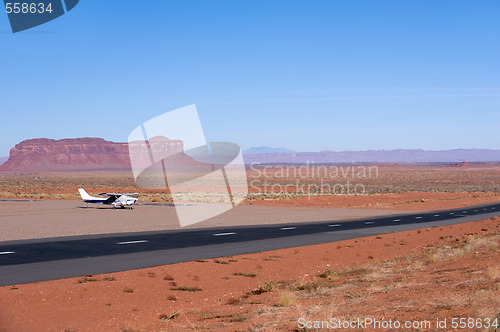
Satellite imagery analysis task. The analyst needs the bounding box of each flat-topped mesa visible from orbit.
[0,137,184,172]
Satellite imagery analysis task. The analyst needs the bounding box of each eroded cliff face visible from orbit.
[0,137,184,172]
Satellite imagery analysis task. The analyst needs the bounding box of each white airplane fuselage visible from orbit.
[78,188,138,209]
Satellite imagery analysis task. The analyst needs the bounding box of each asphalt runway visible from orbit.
[0,200,407,241]
[0,202,499,286]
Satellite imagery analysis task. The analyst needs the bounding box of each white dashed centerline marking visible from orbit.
[0,251,15,255]
[365,222,374,225]
[328,224,341,227]
[116,240,148,245]
[434,214,440,217]
[280,227,297,230]
[449,213,454,215]
[393,219,401,222]
[415,217,422,219]
[213,232,236,236]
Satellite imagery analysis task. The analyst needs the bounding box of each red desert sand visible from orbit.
[0,217,499,331]
[244,192,500,211]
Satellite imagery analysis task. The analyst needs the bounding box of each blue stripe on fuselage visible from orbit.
[84,199,107,204]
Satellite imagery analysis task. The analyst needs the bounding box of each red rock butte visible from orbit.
[0,137,183,172]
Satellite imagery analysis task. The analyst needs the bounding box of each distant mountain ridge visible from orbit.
[1,138,500,173]
[243,148,500,164]
[244,146,297,154]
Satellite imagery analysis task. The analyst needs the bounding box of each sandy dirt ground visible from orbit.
[0,200,410,242]
[0,217,498,331]
[1,163,500,201]
[244,192,500,211]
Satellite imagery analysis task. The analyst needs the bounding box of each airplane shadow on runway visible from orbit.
[76,206,132,210]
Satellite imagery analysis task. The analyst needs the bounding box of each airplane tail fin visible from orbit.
[78,188,92,200]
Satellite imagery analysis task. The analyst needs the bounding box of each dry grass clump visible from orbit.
[456,244,472,257]
[278,291,295,307]
[158,312,180,322]
[252,280,279,295]
[486,266,500,281]
[318,269,337,279]
[290,279,330,292]
[491,242,499,252]
[170,286,202,292]
[233,272,258,278]
[78,274,98,283]
[318,265,371,279]
[425,244,466,262]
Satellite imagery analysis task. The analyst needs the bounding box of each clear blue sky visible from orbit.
[1,0,499,156]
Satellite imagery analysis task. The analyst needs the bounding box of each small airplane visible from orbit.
[78,188,138,209]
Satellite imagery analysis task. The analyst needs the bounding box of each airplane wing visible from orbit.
[98,193,121,204]
[99,193,138,197]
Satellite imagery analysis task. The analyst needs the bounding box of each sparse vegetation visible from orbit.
[278,291,295,307]
[195,259,208,263]
[318,265,370,279]
[486,266,500,280]
[170,286,202,292]
[428,254,437,263]
[318,269,337,279]
[159,312,179,322]
[233,272,258,278]
[78,275,98,283]
[491,242,499,252]
[2,164,500,204]
[123,287,134,293]
[251,280,278,295]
